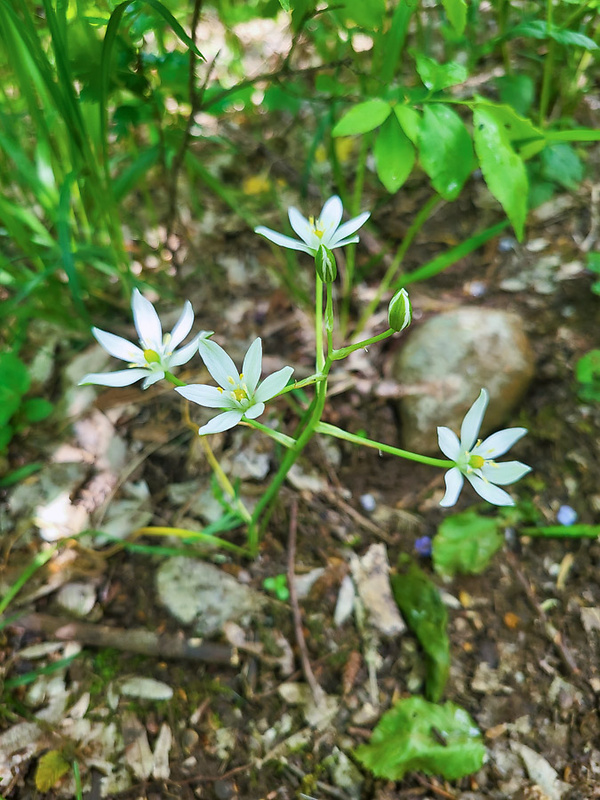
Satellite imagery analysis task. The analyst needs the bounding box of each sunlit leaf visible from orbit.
[391,559,449,702]
[355,696,486,780]
[433,509,503,579]
[374,115,415,193]
[473,105,528,240]
[442,0,467,34]
[332,99,391,136]
[394,104,421,144]
[414,53,468,92]
[418,104,473,200]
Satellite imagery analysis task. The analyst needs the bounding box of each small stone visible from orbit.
[393,308,534,453]
[359,493,376,513]
[556,505,577,526]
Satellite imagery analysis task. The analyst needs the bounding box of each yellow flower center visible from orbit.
[309,215,324,239]
[144,349,161,363]
[469,454,485,469]
[233,388,248,402]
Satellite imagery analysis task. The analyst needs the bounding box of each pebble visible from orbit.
[557,505,578,526]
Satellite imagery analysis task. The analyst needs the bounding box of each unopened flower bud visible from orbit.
[315,245,337,283]
[388,288,412,332]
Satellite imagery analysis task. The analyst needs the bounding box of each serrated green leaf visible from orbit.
[21,397,54,423]
[472,98,544,149]
[418,104,473,200]
[540,143,583,190]
[442,0,467,34]
[394,104,421,144]
[414,53,468,92]
[391,559,449,702]
[473,106,528,240]
[35,750,70,792]
[355,696,486,780]
[433,509,503,579]
[332,99,391,137]
[374,115,415,193]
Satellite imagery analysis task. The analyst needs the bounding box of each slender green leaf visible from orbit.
[0,463,44,488]
[511,20,599,50]
[442,0,467,34]
[380,1,416,83]
[391,559,449,702]
[355,697,486,780]
[522,524,600,538]
[418,104,473,200]
[374,115,415,193]
[473,106,528,240]
[545,129,600,143]
[332,99,391,136]
[0,545,58,616]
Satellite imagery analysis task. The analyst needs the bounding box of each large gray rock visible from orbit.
[393,308,534,454]
[156,557,264,636]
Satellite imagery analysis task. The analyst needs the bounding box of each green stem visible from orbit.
[315,274,324,372]
[331,328,395,361]
[242,419,297,449]
[251,377,329,538]
[277,373,325,395]
[315,422,452,469]
[539,0,555,127]
[353,194,441,338]
[165,371,186,387]
[325,281,334,357]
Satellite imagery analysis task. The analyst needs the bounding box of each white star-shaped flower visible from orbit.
[255,195,370,256]
[437,388,531,507]
[175,337,293,435]
[79,289,210,389]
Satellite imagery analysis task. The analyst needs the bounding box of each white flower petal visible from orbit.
[169,300,194,349]
[460,388,489,450]
[439,467,464,507]
[474,427,528,459]
[78,368,149,387]
[466,473,515,505]
[142,371,164,389]
[132,289,162,349]
[254,226,313,254]
[319,195,343,231]
[198,410,243,435]
[92,328,144,364]
[168,335,203,367]
[176,384,236,409]
[198,339,239,390]
[330,211,370,245]
[437,426,461,461]
[329,235,360,249]
[254,366,294,403]
[244,402,265,420]
[242,338,262,395]
[288,207,314,246]
[480,460,531,485]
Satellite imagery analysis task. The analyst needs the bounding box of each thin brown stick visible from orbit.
[414,775,457,800]
[505,551,580,676]
[14,613,236,664]
[287,500,324,705]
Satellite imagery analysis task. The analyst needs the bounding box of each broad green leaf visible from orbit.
[473,106,528,240]
[0,353,30,396]
[394,105,421,144]
[332,99,391,137]
[540,143,584,190]
[414,53,468,92]
[442,0,467,34]
[418,104,473,200]
[433,509,503,579]
[21,397,54,423]
[391,559,449,702]
[496,74,534,117]
[576,350,600,402]
[472,98,543,149]
[374,115,415,194]
[340,0,386,28]
[511,20,599,51]
[355,696,486,780]
[35,750,70,792]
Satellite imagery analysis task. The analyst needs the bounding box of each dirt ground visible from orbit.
[2,138,600,799]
